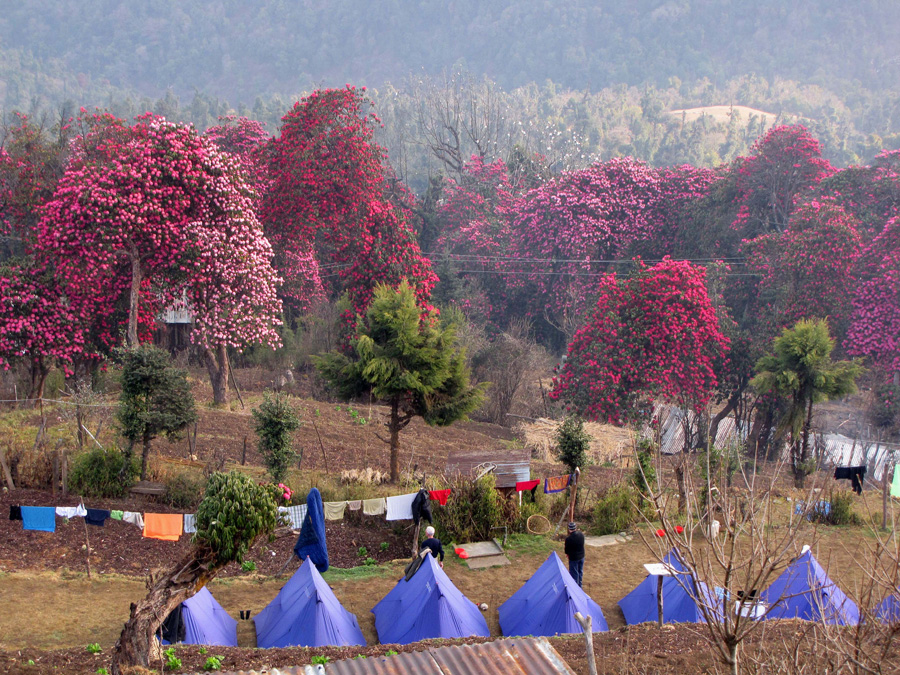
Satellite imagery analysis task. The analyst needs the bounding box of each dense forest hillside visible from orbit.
[3,1,900,108]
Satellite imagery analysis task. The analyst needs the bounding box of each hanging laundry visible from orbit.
[892,466,900,499]
[183,513,197,534]
[411,489,432,525]
[9,505,21,521]
[110,510,124,520]
[294,488,328,572]
[143,513,183,541]
[85,508,111,527]
[386,493,417,521]
[515,479,540,493]
[347,500,362,511]
[834,466,866,495]
[323,501,347,521]
[544,474,572,494]
[278,504,307,529]
[428,489,451,505]
[123,511,144,529]
[55,505,88,519]
[21,506,56,532]
[362,498,386,516]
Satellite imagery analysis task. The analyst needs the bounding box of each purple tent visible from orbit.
[761,550,859,625]
[254,558,365,648]
[875,591,900,623]
[170,586,238,647]
[618,549,717,625]
[499,551,608,636]
[372,553,489,644]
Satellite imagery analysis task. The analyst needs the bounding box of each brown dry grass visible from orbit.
[518,418,633,466]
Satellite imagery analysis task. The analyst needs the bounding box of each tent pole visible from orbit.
[276,553,296,578]
[656,575,664,627]
[81,498,92,579]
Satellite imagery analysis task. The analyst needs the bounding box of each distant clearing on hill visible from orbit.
[669,105,798,126]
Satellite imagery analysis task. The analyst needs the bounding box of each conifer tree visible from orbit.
[316,280,487,481]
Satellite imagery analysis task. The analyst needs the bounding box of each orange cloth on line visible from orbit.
[143,513,183,541]
[544,474,572,494]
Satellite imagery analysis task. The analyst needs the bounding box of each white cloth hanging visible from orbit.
[385,492,417,521]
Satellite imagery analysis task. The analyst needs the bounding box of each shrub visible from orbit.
[436,473,508,543]
[241,560,257,572]
[592,483,646,535]
[163,647,181,670]
[86,643,101,654]
[827,490,861,526]
[380,541,389,552]
[203,655,224,671]
[357,546,367,557]
[311,655,330,665]
[555,415,591,473]
[69,447,138,498]
[252,392,301,483]
[161,471,205,509]
[871,383,900,429]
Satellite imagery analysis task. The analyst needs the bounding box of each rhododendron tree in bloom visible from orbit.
[507,158,715,339]
[819,150,900,242]
[0,113,72,256]
[204,115,271,203]
[846,216,900,382]
[744,199,861,346]
[263,87,435,317]
[39,113,282,404]
[550,258,729,425]
[0,261,83,399]
[733,125,833,237]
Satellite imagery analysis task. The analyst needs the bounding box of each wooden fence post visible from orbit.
[574,612,597,675]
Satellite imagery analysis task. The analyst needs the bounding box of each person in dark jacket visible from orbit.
[420,526,444,568]
[564,521,585,587]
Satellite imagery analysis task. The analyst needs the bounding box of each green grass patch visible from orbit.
[504,532,555,557]
[322,564,392,582]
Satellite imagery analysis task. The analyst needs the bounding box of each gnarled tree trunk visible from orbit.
[111,547,216,674]
[127,252,142,347]
[202,344,230,406]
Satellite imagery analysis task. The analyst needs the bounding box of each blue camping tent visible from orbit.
[875,590,900,623]
[372,553,489,644]
[761,550,859,625]
[294,488,328,572]
[254,558,365,648]
[499,551,608,636]
[618,549,716,625]
[163,586,238,646]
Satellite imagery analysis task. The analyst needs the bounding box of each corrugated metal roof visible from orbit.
[445,448,531,488]
[203,638,575,675]
[642,404,745,455]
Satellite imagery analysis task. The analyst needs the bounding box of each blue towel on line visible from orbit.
[21,506,56,532]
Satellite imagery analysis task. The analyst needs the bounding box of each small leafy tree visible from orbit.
[117,345,198,480]
[316,280,487,482]
[555,415,591,473]
[111,471,278,674]
[252,392,301,482]
[752,319,863,487]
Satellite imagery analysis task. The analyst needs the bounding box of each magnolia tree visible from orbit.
[551,257,730,425]
[39,113,282,403]
[263,87,436,317]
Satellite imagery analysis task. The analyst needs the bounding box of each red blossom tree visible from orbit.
[204,115,271,203]
[845,216,900,382]
[39,113,282,403]
[0,261,83,399]
[550,258,730,425]
[733,124,834,237]
[744,199,861,346]
[263,87,435,318]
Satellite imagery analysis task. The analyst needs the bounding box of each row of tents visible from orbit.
[163,549,900,648]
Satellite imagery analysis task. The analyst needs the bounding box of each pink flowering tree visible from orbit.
[550,258,729,425]
[819,150,900,242]
[263,87,436,319]
[204,116,271,203]
[846,216,900,383]
[744,199,861,347]
[0,261,83,399]
[39,113,282,404]
[733,125,834,237]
